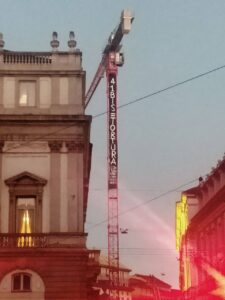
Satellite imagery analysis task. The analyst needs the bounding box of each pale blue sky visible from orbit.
[1,0,225,288]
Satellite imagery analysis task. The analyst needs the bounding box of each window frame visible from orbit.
[16,197,36,234]
[19,80,36,107]
[16,78,38,108]
[5,172,47,233]
[12,272,32,293]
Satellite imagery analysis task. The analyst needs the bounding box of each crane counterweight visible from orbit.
[121,9,133,34]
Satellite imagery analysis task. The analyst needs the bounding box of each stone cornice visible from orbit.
[66,141,84,153]
[0,114,92,123]
[48,141,63,153]
[0,70,85,76]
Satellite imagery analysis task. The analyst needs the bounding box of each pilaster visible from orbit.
[49,141,62,232]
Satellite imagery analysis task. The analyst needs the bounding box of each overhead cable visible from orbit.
[87,176,204,230]
[93,63,225,118]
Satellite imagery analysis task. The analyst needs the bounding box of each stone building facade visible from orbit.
[0,33,99,299]
[176,156,225,299]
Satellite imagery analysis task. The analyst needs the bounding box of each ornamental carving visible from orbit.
[48,141,63,153]
[65,141,84,153]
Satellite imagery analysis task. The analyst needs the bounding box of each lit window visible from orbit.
[16,198,35,233]
[16,198,35,247]
[19,81,36,106]
[12,273,31,292]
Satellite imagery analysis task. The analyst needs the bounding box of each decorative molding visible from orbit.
[0,141,4,152]
[4,141,49,153]
[5,171,47,187]
[48,141,63,153]
[65,141,84,153]
[5,171,47,233]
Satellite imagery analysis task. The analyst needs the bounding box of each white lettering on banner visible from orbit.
[108,74,118,187]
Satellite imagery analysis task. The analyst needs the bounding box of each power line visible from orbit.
[118,253,176,256]
[92,63,225,118]
[90,248,176,252]
[88,247,178,256]
[3,63,225,152]
[87,176,204,230]
[91,247,212,255]
[91,247,177,250]
[2,123,77,153]
[90,188,175,192]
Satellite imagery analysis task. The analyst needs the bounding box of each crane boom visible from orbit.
[104,9,133,54]
[85,55,106,108]
[84,10,133,107]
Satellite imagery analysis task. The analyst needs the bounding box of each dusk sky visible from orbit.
[1,0,225,288]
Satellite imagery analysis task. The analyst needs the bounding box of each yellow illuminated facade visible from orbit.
[182,254,192,291]
[176,194,188,251]
[176,194,191,290]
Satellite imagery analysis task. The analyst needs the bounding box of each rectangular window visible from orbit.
[12,274,21,291]
[12,273,31,292]
[23,274,31,290]
[19,81,36,106]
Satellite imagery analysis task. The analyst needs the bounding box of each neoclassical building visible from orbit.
[0,33,99,299]
[176,156,225,299]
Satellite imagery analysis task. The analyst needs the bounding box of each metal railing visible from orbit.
[0,233,47,248]
[0,233,86,248]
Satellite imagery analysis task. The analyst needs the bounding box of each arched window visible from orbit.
[12,273,31,292]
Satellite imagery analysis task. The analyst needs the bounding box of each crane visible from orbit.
[85,10,134,299]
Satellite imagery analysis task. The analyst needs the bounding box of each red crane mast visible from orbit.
[85,10,133,299]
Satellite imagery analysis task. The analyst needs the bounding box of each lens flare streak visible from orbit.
[204,264,225,299]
